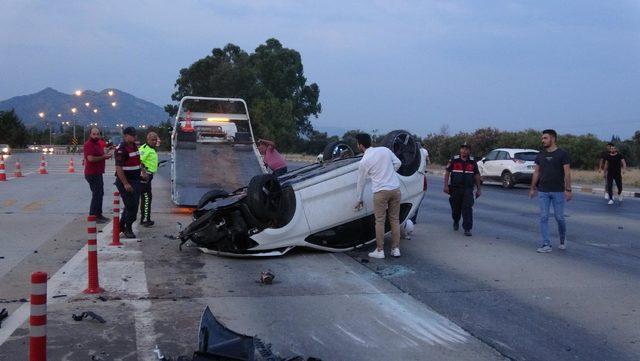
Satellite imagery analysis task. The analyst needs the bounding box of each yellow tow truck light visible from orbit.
[206,117,230,122]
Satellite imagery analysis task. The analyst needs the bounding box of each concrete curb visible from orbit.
[426,170,640,198]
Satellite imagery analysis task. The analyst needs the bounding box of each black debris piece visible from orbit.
[0,308,8,328]
[360,258,369,263]
[52,294,67,299]
[260,270,275,285]
[72,311,106,323]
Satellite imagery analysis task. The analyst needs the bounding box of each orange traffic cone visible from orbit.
[68,157,75,173]
[39,155,48,175]
[14,159,23,177]
[183,110,195,132]
[0,155,6,181]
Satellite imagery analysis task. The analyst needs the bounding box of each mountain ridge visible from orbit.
[0,87,168,129]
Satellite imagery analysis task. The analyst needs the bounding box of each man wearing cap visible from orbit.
[114,127,147,238]
[139,132,159,227]
[443,144,482,236]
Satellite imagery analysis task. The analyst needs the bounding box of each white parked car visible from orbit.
[179,130,426,257]
[478,148,538,188]
[41,146,55,155]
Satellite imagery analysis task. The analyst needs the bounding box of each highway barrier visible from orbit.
[0,155,6,181]
[110,192,122,246]
[29,271,47,361]
[83,215,104,294]
[38,155,48,175]
[67,157,75,173]
[14,159,23,177]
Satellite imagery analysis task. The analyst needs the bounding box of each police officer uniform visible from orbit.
[446,150,480,234]
[139,142,158,227]
[114,127,143,237]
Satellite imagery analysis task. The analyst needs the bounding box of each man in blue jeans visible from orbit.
[529,129,572,253]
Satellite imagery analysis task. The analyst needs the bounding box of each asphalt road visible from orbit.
[350,174,640,361]
[1,154,638,360]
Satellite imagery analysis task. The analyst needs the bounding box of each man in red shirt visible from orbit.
[84,128,113,223]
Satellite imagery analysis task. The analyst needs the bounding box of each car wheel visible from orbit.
[247,174,285,223]
[382,130,420,176]
[197,189,229,210]
[322,141,354,162]
[501,171,515,188]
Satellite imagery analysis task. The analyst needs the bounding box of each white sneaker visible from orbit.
[618,195,624,202]
[608,199,614,205]
[390,248,401,257]
[558,239,566,250]
[537,245,552,253]
[368,249,385,259]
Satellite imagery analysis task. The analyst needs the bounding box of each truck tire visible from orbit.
[381,130,420,176]
[197,189,229,210]
[322,141,354,162]
[247,174,285,224]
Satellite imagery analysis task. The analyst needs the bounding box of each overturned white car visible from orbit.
[178,130,426,257]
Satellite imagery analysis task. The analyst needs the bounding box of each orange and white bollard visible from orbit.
[14,159,23,177]
[83,215,104,294]
[38,155,48,175]
[29,271,47,361]
[67,157,75,173]
[110,192,122,246]
[0,155,6,181]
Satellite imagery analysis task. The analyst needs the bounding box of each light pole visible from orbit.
[38,112,52,146]
[71,107,78,142]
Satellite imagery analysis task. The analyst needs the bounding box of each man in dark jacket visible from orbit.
[114,127,148,238]
[443,144,482,236]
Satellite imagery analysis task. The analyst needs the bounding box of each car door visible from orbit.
[480,150,499,177]
[495,151,510,174]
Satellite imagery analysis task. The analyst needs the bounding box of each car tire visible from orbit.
[382,130,421,176]
[196,189,229,210]
[322,141,354,162]
[247,174,285,224]
[501,171,515,188]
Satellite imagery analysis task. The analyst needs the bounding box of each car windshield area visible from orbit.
[514,152,538,161]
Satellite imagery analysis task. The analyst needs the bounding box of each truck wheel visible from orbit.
[197,189,229,210]
[247,174,285,223]
[322,141,354,162]
[382,130,420,176]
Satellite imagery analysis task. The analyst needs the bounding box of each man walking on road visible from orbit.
[354,133,403,259]
[139,132,159,227]
[604,143,627,204]
[529,129,572,253]
[443,144,482,237]
[599,143,613,199]
[114,127,147,238]
[83,127,113,224]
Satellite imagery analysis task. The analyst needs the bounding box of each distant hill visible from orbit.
[0,87,168,129]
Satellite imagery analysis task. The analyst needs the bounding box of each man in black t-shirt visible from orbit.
[529,129,572,253]
[599,143,613,199]
[604,144,627,204]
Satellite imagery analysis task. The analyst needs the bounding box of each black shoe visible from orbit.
[464,230,472,237]
[123,230,137,239]
[453,222,459,231]
[95,215,110,224]
[141,220,155,227]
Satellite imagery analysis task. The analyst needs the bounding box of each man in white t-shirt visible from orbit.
[420,144,430,167]
[354,133,402,259]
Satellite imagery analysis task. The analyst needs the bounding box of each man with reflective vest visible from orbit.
[114,126,148,238]
[443,143,482,236]
[139,132,159,227]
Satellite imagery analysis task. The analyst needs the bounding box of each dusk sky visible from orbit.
[1,1,639,138]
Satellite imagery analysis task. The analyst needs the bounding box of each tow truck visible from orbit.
[170,97,266,206]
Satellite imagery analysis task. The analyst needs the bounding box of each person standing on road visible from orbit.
[443,144,482,237]
[529,129,572,253]
[354,133,403,259]
[114,127,147,238]
[420,143,431,167]
[599,143,613,199]
[139,132,159,227]
[604,144,627,204]
[257,139,288,176]
[83,127,113,224]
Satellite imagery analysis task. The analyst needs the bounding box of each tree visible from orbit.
[167,39,321,151]
[0,109,29,147]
